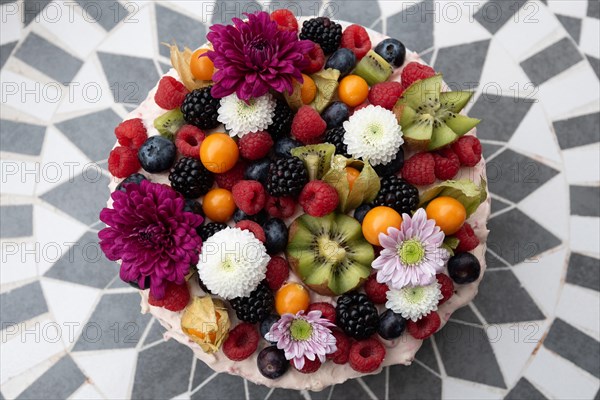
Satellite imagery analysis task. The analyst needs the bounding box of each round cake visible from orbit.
[100,11,490,391]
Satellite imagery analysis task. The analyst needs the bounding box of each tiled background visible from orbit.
[1,0,599,399]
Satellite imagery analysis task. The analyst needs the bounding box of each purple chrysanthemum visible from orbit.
[98,180,203,299]
[205,11,314,101]
[373,208,449,289]
[265,310,337,369]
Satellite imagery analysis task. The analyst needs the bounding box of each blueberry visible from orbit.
[274,137,302,158]
[374,38,406,67]
[321,101,350,129]
[263,218,288,254]
[138,136,176,173]
[448,253,481,284]
[353,204,373,224]
[116,173,146,192]
[184,199,204,218]
[257,346,288,379]
[245,158,271,184]
[325,48,356,77]
[378,309,406,340]
[260,314,280,343]
[233,209,268,225]
[373,147,404,177]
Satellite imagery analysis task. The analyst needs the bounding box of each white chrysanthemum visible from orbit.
[385,282,443,322]
[198,227,270,299]
[342,105,403,166]
[217,93,276,138]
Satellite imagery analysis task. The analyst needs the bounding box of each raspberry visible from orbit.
[307,302,336,323]
[154,76,189,110]
[401,62,436,90]
[232,180,267,215]
[401,152,436,186]
[115,118,147,150]
[291,105,327,144]
[368,82,403,110]
[436,273,454,305]
[433,147,460,180]
[327,329,351,364]
[108,146,141,178]
[348,338,385,373]
[451,136,482,167]
[265,195,297,219]
[341,24,372,60]
[215,160,247,191]
[265,256,289,291]
[293,357,321,373]
[270,9,298,32]
[239,131,273,160]
[235,220,266,243]
[222,322,260,361]
[175,125,205,159]
[453,222,480,253]
[364,274,389,304]
[352,101,370,114]
[407,312,441,339]
[148,281,190,312]
[303,43,325,74]
[298,180,339,217]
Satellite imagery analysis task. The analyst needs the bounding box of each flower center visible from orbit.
[317,237,346,263]
[220,256,236,271]
[290,319,313,341]
[138,224,172,247]
[403,286,426,304]
[363,123,383,145]
[398,239,425,265]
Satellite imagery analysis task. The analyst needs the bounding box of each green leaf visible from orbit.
[310,68,340,113]
[418,177,488,218]
[444,236,460,249]
[441,243,455,257]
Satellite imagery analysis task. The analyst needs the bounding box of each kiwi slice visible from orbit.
[290,143,335,181]
[154,109,185,140]
[286,213,374,296]
[353,50,393,86]
[393,74,480,150]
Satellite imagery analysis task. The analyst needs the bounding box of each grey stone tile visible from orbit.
[133,339,194,399]
[332,0,381,28]
[571,185,600,216]
[389,362,442,398]
[0,119,46,156]
[0,41,17,70]
[556,14,582,43]
[44,231,119,289]
[420,50,433,64]
[361,369,386,399]
[566,252,600,291]
[434,40,490,90]
[16,355,86,400]
[435,321,506,388]
[589,0,600,18]
[98,52,160,105]
[75,0,128,31]
[371,19,382,35]
[246,379,270,400]
[143,319,166,346]
[210,0,263,24]
[553,112,600,150]
[482,143,503,159]
[520,38,584,86]
[486,248,509,269]
[55,108,122,162]
[160,62,172,74]
[416,338,439,373]
[191,359,214,391]
[309,386,332,400]
[474,269,545,324]
[270,388,304,400]
[330,378,369,400]
[474,0,527,34]
[108,275,131,289]
[73,292,150,350]
[491,196,511,214]
[0,0,17,3]
[41,171,110,226]
[0,281,48,329]
[450,305,481,325]
[0,205,33,237]
[290,0,323,17]
[470,95,534,142]
[191,372,245,400]
[14,32,82,84]
[22,0,51,26]
[156,4,207,58]
[387,0,434,54]
[588,55,600,79]
[544,318,599,378]
[505,378,547,400]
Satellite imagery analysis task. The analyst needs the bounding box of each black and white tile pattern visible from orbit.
[1,1,599,399]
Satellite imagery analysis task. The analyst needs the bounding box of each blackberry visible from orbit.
[267,99,293,139]
[266,157,308,197]
[169,157,214,198]
[336,292,379,339]
[196,222,227,241]
[299,17,342,55]
[323,127,350,157]
[373,176,419,215]
[373,147,405,177]
[181,87,220,130]
[116,173,146,192]
[229,282,274,323]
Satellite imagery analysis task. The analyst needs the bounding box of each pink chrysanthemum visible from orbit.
[373,208,449,289]
[98,181,203,299]
[205,11,314,101]
[265,310,337,369]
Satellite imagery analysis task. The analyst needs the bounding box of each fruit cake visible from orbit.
[100,10,490,391]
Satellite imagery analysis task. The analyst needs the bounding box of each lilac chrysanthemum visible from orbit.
[265,310,337,369]
[99,180,203,299]
[205,11,314,101]
[373,208,449,289]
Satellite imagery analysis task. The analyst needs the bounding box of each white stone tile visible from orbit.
[433,1,491,48]
[442,377,504,400]
[69,383,105,400]
[72,349,137,400]
[97,5,154,59]
[0,159,38,196]
[171,393,191,400]
[563,143,600,184]
[377,0,433,19]
[1,2,22,45]
[169,0,218,23]
[478,37,534,94]
[547,0,589,18]
[570,216,600,256]
[0,351,60,399]
[0,70,63,121]
[555,283,600,337]
[0,239,38,285]
[580,17,600,58]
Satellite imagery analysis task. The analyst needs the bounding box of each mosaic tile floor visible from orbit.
[1,0,599,399]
